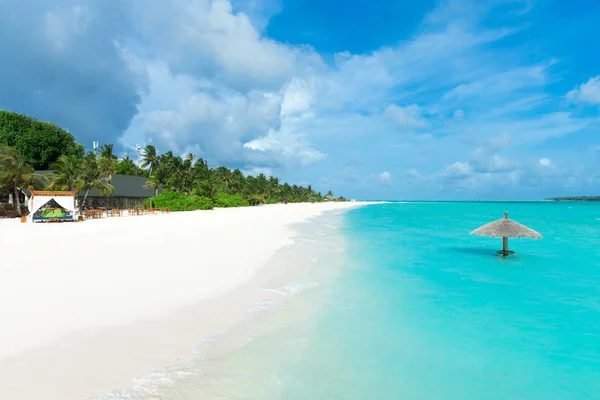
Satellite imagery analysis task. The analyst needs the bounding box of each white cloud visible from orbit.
[121,0,581,182]
[384,104,429,129]
[443,162,473,178]
[243,128,327,166]
[443,65,547,100]
[538,158,552,167]
[122,59,283,164]
[5,0,600,199]
[567,76,600,105]
[134,0,312,91]
[470,148,513,172]
[280,78,314,119]
[378,171,392,182]
[242,78,326,167]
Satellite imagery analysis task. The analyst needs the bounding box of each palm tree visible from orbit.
[79,154,113,211]
[184,153,195,179]
[98,155,117,183]
[145,174,162,197]
[141,145,159,176]
[99,144,117,160]
[116,155,147,177]
[0,146,37,216]
[256,173,268,194]
[230,168,245,194]
[195,171,221,199]
[267,176,281,199]
[213,166,233,193]
[49,155,83,191]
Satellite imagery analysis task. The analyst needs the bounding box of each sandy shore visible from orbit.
[0,202,369,399]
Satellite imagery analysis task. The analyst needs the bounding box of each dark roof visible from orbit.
[94,174,156,198]
[35,172,158,198]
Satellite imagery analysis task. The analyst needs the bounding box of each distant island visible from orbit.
[546,196,600,201]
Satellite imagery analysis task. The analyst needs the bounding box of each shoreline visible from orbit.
[0,202,373,399]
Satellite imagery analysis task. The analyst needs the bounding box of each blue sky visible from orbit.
[1,0,599,200]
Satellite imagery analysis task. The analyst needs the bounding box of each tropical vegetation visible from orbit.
[0,146,41,216]
[1,110,347,215]
[143,190,213,211]
[0,110,84,169]
[135,144,346,210]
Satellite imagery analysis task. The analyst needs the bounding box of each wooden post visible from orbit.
[502,236,509,257]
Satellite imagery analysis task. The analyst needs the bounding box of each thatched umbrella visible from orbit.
[471,212,542,257]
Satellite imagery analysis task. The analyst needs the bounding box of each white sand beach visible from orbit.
[0,202,367,399]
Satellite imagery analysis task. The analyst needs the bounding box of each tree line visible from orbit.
[1,110,346,215]
[545,197,600,201]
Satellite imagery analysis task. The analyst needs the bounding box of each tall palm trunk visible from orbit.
[81,188,91,212]
[13,186,21,217]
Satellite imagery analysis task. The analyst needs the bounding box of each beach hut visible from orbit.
[27,191,77,223]
[470,212,542,257]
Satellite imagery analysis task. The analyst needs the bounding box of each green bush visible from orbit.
[213,193,249,208]
[147,191,213,211]
[0,110,85,169]
[265,197,278,204]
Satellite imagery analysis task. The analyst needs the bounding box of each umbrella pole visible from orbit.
[502,236,509,257]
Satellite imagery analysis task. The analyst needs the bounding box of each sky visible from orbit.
[0,0,599,200]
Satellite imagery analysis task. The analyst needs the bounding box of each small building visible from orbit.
[34,172,159,210]
[79,174,158,209]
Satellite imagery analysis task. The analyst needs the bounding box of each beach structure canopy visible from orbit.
[470,212,542,257]
[27,191,77,222]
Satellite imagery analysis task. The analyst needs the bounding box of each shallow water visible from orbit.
[95,202,600,399]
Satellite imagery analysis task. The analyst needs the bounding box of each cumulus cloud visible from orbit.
[2,0,598,199]
[567,76,600,105]
[443,162,473,178]
[134,0,302,92]
[538,158,552,167]
[122,60,282,163]
[470,148,513,173]
[242,78,326,167]
[243,129,327,167]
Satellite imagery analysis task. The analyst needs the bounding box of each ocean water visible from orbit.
[97,202,600,399]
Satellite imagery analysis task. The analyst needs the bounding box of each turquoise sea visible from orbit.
[99,202,600,399]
